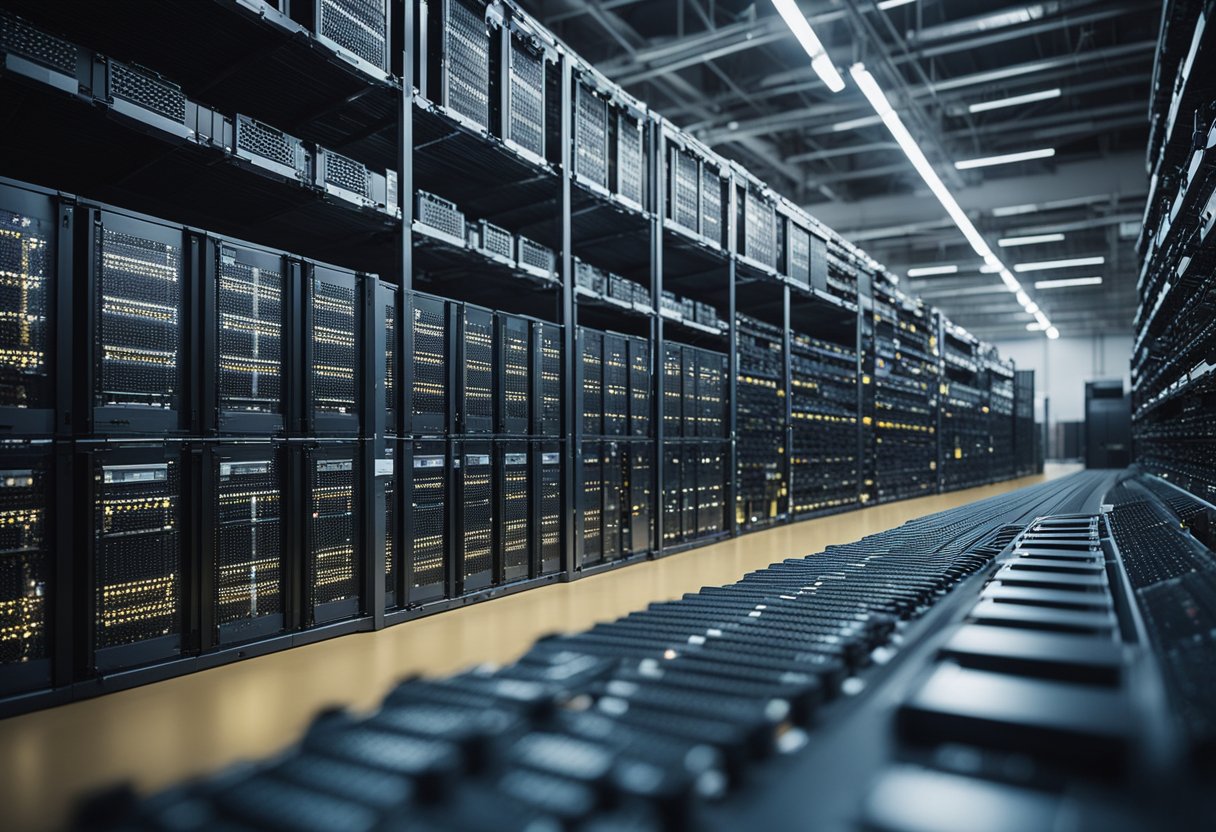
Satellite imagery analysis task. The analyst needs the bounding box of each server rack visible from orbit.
[305,0,392,80]
[502,18,553,165]
[454,442,493,593]
[434,0,492,133]
[532,319,562,437]
[406,291,453,435]
[381,441,397,610]
[304,263,362,437]
[624,441,654,557]
[495,311,530,435]
[458,303,494,435]
[403,439,448,604]
[0,442,53,696]
[495,440,529,583]
[627,336,652,437]
[601,441,623,562]
[578,326,603,437]
[533,442,561,576]
[572,78,610,195]
[304,442,359,625]
[602,332,628,437]
[576,441,603,568]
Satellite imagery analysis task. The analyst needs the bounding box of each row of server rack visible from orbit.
[1133,0,1216,507]
[0,0,1036,713]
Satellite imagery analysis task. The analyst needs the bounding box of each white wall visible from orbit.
[992,334,1132,425]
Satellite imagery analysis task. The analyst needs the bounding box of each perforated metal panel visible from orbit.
[579,444,602,565]
[537,449,561,574]
[443,0,490,130]
[627,444,653,556]
[217,245,282,416]
[319,0,388,72]
[215,455,282,629]
[574,83,609,190]
[459,453,492,583]
[384,295,396,419]
[460,306,493,433]
[662,444,682,543]
[516,237,555,278]
[318,149,373,201]
[310,456,357,610]
[0,460,48,667]
[415,191,466,243]
[670,147,699,232]
[235,115,306,179]
[411,294,448,430]
[95,225,182,410]
[682,346,698,439]
[0,11,78,75]
[615,113,644,207]
[698,350,726,438]
[498,313,529,434]
[472,220,513,262]
[0,207,50,412]
[409,450,447,594]
[311,273,358,416]
[499,451,529,580]
[745,190,777,268]
[94,458,181,650]
[603,334,627,437]
[506,35,545,158]
[697,443,725,535]
[537,321,562,436]
[109,62,186,125]
[602,443,621,561]
[700,165,722,246]
[384,451,395,597]
[788,224,810,287]
[662,343,682,437]
[580,328,602,436]
[628,337,651,437]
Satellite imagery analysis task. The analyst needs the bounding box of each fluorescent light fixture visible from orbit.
[832,114,882,132]
[1046,326,1060,339]
[771,0,846,92]
[848,61,1057,337]
[1034,276,1104,289]
[1026,322,1048,331]
[968,88,1061,113]
[1015,290,1031,306]
[955,148,1056,170]
[998,233,1065,247]
[979,263,1001,273]
[906,265,958,277]
[1014,256,1105,272]
[876,0,916,9]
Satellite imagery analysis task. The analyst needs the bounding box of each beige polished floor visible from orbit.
[0,464,1078,831]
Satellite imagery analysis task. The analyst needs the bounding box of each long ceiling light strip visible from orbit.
[876,0,917,10]
[968,88,1061,113]
[998,233,1065,247]
[848,62,1058,339]
[1035,276,1104,289]
[954,148,1056,170]
[771,0,847,92]
[1013,256,1105,272]
[907,265,959,277]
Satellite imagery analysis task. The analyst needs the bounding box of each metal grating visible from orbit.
[662,444,682,542]
[662,343,682,437]
[109,62,187,124]
[789,224,811,287]
[500,315,529,432]
[615,113,644,207]
[217,246,282,415]
[538,451,561,573]
[506,35,545,158]
[700,165,722,246]
[0,207,50,411]
[95,225,182,410]
[384,452,395,596]
[384,298,396,415]
[603,334,627,436]
[235,115,305,178]
[319,0,388,72]
[310,457,357,609]
[94,459,180,650]
[443,0,490,130]
[580,444,602,565]
[698,351,726,438]
[411,295,448,428]
[580,328,602,436]
[0,11,77,74]
[460,454,492,581]
[415,191,466,243]
[319,149,372,201]
[311,276,358,416]
[628,337,650,437]
[745,189,777,268]
[574,83,609,189]
[0,461,48,666]
[602,444,621,561]
[215,456,282,628]
[461,308,493,431]
[538,322,561,435]
[474,220,514,262]
[500,452,529,578]
[410,453,446,591]
[682,347,698,439]
[697,444,725,535]
[517,236,555,278]
[627,444,653,555]
[671,147,699,233]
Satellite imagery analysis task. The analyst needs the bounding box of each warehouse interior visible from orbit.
[0,1,1212,830]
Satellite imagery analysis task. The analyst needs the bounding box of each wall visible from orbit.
[992,333,1132,426]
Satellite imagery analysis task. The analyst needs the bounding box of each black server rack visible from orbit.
[613,110,645,211]
[381,442,397,610]
[403,440,447,604]
[533,443,561,576]
[577,441,603,568]
[202,236,295,436]
[304,263,361,436]
[679,441,697,541]
[305,443,359,626]
[0,179,61,436]
[736,313,786,527]
[503,20,550,163]
[602,332,628,437]
[602,441,622,562]
[662,442,682,545]
[496,441,529,584]
[82,205,189,436]
[307,0,391,78]
[741,187,777,272]
[701,160,726,250]
[1014,370,1037,477]
[458,303,494,435]
[696,441,727,538]
[0,442,53,696]
[85,442,184,673]
[624,442,654,557]
[668,142,700,236]
[662,342,682,438]
[454,442,493,593]
[495,311,530,435]
[203,442,288,646]
[573,79,610,194]
[407,291,453,435]
[532,319,562,437]
[697,348,727,438]
[578,326,603,437]
[681,346,698,439]
[233,114,310,185]
[437,0,491,132]
[787,222,811,290]
[627,336,651,437]
[381,281,400,435]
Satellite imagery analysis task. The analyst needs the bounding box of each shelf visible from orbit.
[570,181,652,276]
[575,286,655,318]
[661,223,729,282]
[3,0,401,169]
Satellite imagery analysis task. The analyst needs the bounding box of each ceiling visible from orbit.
[517,0,1156,341]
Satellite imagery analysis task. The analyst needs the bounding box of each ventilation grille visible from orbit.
[95,226,182,410]
[539,324,561,434]
[581,447,602,564]
[311,277,357,415]
[310,457,356,608]
[789,225,811,286]
[501,454,529,576]
[416,191,466,242]
[0,12,77,74]
[616,114,644,206]
[745,190,777,268]
[472,220,513,262]
[411,297,448,424]
[411,454,446,590]
[236,115,305,177]
[538,454,561,572]
[700,166,722,246]
[603,336,627,435]
[629,339,650,437]
[574,84,609,189]
[0,208,50,411]
[507,37,545,158]
[94,460,180,649]
[517,237,555,277]
[384,453,395,595]
[216,456,282,627]
[662,445,682,542]
[461,310,493,428]
[502,319,529,428]
[460,456,492,579]
[110,62,187,124]
[218,247,282,415]
[319,0,388,71]
[663,345,682,435]
[0,462,48,665]
[443,0,490,129]
[384,299,396,410]
[320,150,372,200]
[581,329,602,436]
[671,148,699,233]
